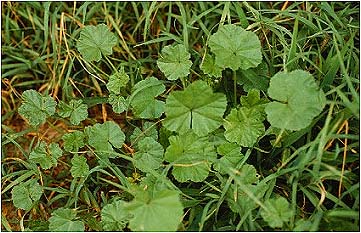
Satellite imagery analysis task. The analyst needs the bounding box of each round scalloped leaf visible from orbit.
[29,142,62,169]
[12,179,42,211]
[85,121,125,157]
[48,208,85,232]
[265,70,326,131]
[57,99,88,125]
[223,107,265,147]
[62,131,85,152]
[126,189,183,231]
[106,67,129,94]
[133,137,164,172]
[76,24,117,62]
[208,24,262,71]
[101,200,131,231]
[70,155,89,178]
[18,90,56,127]
[163,80,227,136]
[165,130,216,182]
[157,44,192,80]
[130,77,165,119]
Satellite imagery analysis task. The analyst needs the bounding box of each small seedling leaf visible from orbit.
[108,94,128,114]
[157,44,192,80]
[163,80,227,136]
[58,99,88,125]
[209,24,262,71]
[70,155,89,178]
[214,142,243,174]
[18,90,56,127]
[76,24,117,62]
[62,131,85,152]
[29,141,62,169]
[106,67,129,94]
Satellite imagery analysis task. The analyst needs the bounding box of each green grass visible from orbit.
[1,1,359,231]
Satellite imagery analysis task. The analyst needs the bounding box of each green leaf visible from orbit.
[130,121,158,145]
[165,130,216,182]
[260,196,294,228]
[76,24,117,62]
[48,208,85,232]
[101,200,131,231]
[200,53,223,78]
[108,94,128,114]
[208,24,262,71]
[130,77,165,119]
[133,137,163,173]
[29,141,62,169]
[85,121,125,157]
[62,131,85,152]
[12,179,42,211]
[70,155,89,178]
[58,99,88,125]
[227,182,267,214]
[223,107,265,147]
[214,142,243,175]
[157,44,192,80]
[237,61,270,91]
[163,80,227,136]
[18,90,56,127]
[126,189,183,231]
[240,89,268,109]
[265,70,326,131]
[106,67,129,94]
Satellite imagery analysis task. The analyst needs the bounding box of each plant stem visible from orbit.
[233,70,237,106]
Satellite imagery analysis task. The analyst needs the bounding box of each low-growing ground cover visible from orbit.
[1,1,360,231]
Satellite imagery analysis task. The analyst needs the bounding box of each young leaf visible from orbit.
[214,142,243,175]
[85,121,125,157]
[29,141,62,169]
[108,94,128,114]
[157,44,192,80]
[200,53,223,78]
[62,131,85,152]
[70,155,89,178]
[265,70,326,131]
[240,89,268,109]
[106,67,129,94]
[12,179,42,211]
[133,137,163,173]
[129,77,165,119]
[165,130,216,182]
[18,90,56,127]
[208,24,262,71]
[58,99,88,125]
[223,107,265,147]
[48,208,85,231]
[76,24,117,62]
[260,196,294,228]
[163,80,227,136]
[101,200,131,231]
[126,189,183,231]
